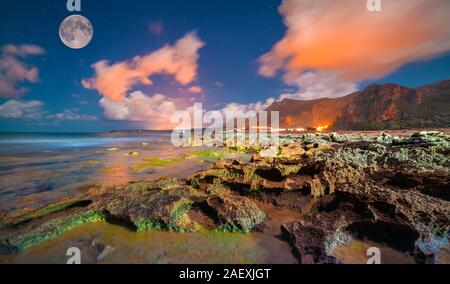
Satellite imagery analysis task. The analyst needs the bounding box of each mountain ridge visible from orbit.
[266,79,450,130]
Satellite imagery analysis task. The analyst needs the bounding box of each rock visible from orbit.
[281,221,341,264]
[377,132,393,144]
[0,176,269,253]
[207,194,266,233]
[279,143,305,158]
[107,147,119,151]
[259,146,280,158]
[1,131,449,264]
[124,152,139,157]
[330,133,348,143]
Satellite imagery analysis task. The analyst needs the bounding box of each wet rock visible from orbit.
[0,178,268,253]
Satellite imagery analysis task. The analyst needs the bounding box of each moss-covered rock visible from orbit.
[1,198,92,228]
[10,211,106,252]
[207,195,265,233]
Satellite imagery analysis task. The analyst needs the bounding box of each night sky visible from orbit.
[1,0,449,132]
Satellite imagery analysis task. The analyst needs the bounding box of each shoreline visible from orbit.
[0,130,449,264]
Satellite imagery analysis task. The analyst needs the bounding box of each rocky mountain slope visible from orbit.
[266,79,450,130]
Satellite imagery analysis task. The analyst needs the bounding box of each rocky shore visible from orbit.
[1,131,449,264]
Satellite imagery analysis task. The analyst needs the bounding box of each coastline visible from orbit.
[0,130,449,264]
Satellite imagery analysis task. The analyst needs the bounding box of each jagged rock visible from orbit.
[191,133,449,263]
[0,179,267,253]
[279,143,305,158]
[207,194,266,233]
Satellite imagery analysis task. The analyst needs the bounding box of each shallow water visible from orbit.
[332,239,416,264]
[332,239,450,264]
[0,132,232,211]
[0,221,298,264]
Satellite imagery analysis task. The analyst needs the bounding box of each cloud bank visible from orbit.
[0,100,46,119]
[0,100,97,123]
[81,32,206,128]
[46,108,98,121]
[259,0,450,100]
[0,44,45,98]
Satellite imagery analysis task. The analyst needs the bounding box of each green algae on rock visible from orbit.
[0,178,267,253]
[8,211,106,252]
[131,157,183,172]
[188,149,225,159]
[1,199,93,228]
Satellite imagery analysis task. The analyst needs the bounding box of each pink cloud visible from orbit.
[188,86,203,94]
[0,44,45,98]
[82,32,205,101]
[259,0,450,98]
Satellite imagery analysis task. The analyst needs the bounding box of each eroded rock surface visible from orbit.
[1,131,449,264]
[0,178,265,253]
[188,131,450,263]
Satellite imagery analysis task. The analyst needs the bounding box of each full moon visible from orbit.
[59,15,93,49]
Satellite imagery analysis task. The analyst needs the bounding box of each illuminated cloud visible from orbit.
[82,32,205,101]
[259,0,450,99]
[0,44,45,98]
[0,99,45,119]
[188,86,203,94]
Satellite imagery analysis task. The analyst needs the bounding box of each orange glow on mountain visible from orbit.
[316,125,329,132]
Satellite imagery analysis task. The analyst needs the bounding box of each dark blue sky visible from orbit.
[0,0,449,132]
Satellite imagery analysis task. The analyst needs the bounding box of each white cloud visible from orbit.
[46,108,98,121]
[218,97,276,115]
[279,71,358,100]
[0,99,46,119]
[99,91,190,129]
[0,100,98,122]
[0,44,45,98]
